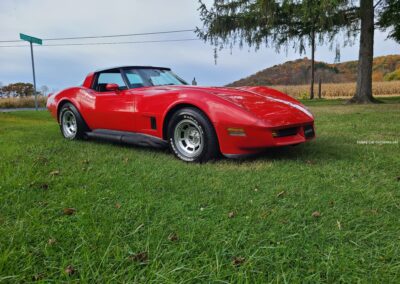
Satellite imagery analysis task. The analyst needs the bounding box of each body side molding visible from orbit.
[86,129,168,148]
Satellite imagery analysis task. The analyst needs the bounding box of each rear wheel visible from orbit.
[167,108,219,162]
[59,103,88,140]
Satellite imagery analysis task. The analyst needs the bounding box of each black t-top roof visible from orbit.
[94,66,171,73]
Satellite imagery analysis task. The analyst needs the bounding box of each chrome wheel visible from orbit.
[173,119,204,158]
[61,110,77,139]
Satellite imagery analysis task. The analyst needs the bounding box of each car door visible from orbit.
[90,70,136,132]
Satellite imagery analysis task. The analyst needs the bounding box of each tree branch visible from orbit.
[374,0,384,9]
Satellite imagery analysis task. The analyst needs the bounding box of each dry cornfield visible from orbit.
[0,96,47,108]
[273,81,400,99]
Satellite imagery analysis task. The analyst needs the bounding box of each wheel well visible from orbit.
[57,100,91,131]
[57,100,73,122]
[162,104,215,141]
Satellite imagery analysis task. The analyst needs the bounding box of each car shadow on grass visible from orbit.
[83,135,352,164]
[221,139,354,164]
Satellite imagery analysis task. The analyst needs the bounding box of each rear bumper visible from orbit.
[216,122,315,157]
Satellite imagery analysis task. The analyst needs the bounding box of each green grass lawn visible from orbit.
[1,98,400,283]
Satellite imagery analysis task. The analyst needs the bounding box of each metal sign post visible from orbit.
[29,42,38,110]
[20,33,42,111]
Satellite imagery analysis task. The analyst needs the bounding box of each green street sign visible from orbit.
[20,33,42,45]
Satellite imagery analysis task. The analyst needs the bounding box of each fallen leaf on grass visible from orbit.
[232,256,245,267]
[64,265,76,276]
[311,211,321,218]
[40,183,49,190]
[48,238,56,245]
[228,211,236,218]
[260,211,269,219]
[63,208,77,215]
[129,251,148,263]
[49,170,60,176]
[369,209,379,215]
[32,273,45,281]
[115,203,121,209]
[276,191,286,198]
[168,233,179,242]
[30,182,49,190]
[336,220,342,230]
[34,156,49,165]
[37,201,49,207]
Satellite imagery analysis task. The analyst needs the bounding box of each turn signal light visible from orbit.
[227,128,246,136]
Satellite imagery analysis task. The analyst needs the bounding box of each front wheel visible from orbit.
[167,108,219,163]
[59,103,88,140]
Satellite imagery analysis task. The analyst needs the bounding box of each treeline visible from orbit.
[0,83,49,98]
[228,55,400,87]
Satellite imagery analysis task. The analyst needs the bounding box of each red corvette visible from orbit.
[47,66,315,162]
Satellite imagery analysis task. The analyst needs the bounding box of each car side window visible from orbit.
[125,72,145,88]
[95,72,127,92]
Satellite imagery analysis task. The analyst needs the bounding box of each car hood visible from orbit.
[152,85,314,126]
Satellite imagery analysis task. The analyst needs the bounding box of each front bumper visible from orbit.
[216,122,315,157]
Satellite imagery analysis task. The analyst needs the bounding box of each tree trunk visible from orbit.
[318,77,322,99]
[310,30,315,100]
[349,0,378,104]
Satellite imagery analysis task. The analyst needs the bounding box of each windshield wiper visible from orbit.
[154,83,176,86]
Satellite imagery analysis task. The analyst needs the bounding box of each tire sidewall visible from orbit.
[168,109,215,162]
[59,103,86,140]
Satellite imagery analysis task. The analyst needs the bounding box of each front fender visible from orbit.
[162,92,261,127]
[50,87,95,125]
[160,91,264,154]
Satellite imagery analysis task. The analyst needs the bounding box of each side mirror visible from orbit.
[105,83,119,92]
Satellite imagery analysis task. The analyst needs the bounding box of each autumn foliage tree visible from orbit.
[0,83,35,97]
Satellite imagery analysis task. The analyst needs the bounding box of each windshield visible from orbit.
[124,68,188,88]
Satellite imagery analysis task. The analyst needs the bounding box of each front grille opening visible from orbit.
[304,125,315,138]
[273,127,298,138]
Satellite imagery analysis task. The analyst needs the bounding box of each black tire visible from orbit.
[167,107,219,162]
[59,103,88,140]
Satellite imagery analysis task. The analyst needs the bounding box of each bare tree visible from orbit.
[40,85,49,96]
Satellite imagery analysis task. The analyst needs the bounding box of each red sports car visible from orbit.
[47,66,315,162]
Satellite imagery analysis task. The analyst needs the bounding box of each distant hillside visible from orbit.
[228,54,400,87]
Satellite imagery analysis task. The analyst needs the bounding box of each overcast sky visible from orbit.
[0,0,399,91]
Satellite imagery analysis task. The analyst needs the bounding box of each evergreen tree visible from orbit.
[349,0,398,103]
[197,0,354,99]
[197,0,399,103]
[377,0,400,43]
